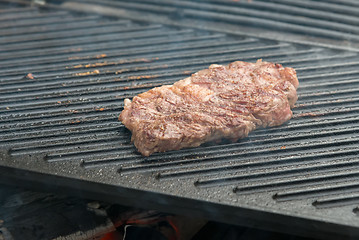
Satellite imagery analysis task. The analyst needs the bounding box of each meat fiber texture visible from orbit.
[119,60,299,156]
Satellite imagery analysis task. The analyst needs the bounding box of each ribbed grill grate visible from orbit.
[1,1,359,239]
[57,0,359,48]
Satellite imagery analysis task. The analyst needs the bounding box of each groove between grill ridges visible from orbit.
[0,42,291,81]
[0,10,70,22]
[0,32,221,62]
[0,43,235,79]
[54,132,359,166]
[299,84,359,98]
[295,61,359,73]
[76,0,177,14]
[264,0,359,16]
[4,119,359,164]
[0,79,165,104]
[125,0,359,26]
[1,106,359,146]
[1,68,356,104]
[0,50,342,98]
[253,114,359,135]
[45,145,135,162]
[200,163,359,189]
[0,95,150,120]
[6,129,122,148]
[0,20,133,44]
[200,166,358,193]
[279,54,359,70]
[0,110,119,129]
[1,69,355,111]
[1,101,357,139]
[117,126,359,174]
[0,48,351,84]
[0,12,94,30]
[183,8,359,41]
[0,49,312,92]
[297,69,359,82]
[0,42,264,82]
[0,38,256,71]
[1,113,356,147]
[299,76,359,90]
[0,122,122,139]
[0,115,117,134]
[1,63,301,100]
[298,89,359,103]
[0,90,137,112]
[9,136,124,156]
[9,94,354,125]
[36,144,359,168]
[0,22,157,46]
[295,96,359,110]
[0,53,355,99]
[0,104,124,124]
[0,25,171,52]
[44,136,350,163]
[0,10,49,21]
[124,0,359,35]
[42,143,132,161]
[0,27,187,55]
[1,47,288,84]
[234,169,359,194]
[136,145,359,180]
[0,32,234,62]
[0,124,122,144]
[322,0,359,7]
[0,6,36,14]
[0,16,106,37]
[273,181,359,202]
[313,193,359,209]
[92,0,359,41]
[82,156,139,168]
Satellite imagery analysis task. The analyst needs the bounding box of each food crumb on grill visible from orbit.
[70,120,81,124]
[280,146,286,149]
[95,53,107,58]
[182,70,193,75]
[72,64,84,68]
[24,73,34,79]
[128,75,158,80]
[75,69,100,76]
[85,62,109,68]
[294,112,324,118]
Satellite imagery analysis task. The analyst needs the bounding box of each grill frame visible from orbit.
[2,1,359,239]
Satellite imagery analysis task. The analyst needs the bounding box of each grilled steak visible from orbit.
[119,59,299,156]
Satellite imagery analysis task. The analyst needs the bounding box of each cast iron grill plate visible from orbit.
[1,1,359,239]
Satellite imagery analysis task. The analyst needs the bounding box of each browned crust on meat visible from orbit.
[119,59,299,156]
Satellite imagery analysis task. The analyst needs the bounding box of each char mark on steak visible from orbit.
[119,59,299,156]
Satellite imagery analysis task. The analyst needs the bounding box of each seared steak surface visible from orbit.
[119,60,299,156]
